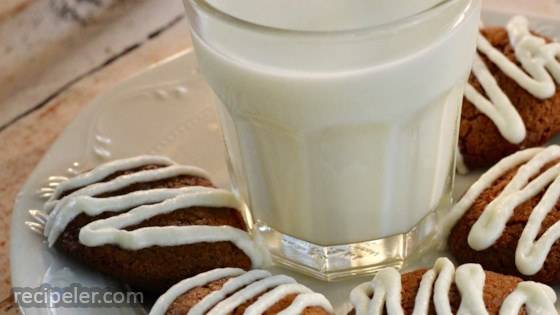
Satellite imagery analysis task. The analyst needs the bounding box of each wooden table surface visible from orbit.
[0,0,556,313]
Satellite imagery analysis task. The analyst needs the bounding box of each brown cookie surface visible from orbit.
[348,267,527,315]
[459,27,560,169]
[398,269,525,315]
[448,163,560,284]
[56,206,251,293]
[53,163,253,293]
[165,276,330,315]
[57,163,170,198]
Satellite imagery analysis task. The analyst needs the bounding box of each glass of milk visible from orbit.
[183,0,481,279]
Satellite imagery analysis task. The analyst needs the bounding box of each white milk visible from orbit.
[186,0,481,246]
[204,0,445,31]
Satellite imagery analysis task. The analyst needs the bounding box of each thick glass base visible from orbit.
[256,222,405,281]
[254,202,444,281]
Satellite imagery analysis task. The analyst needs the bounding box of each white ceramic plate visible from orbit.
[10,11,560,315]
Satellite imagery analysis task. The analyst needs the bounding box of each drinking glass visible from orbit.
[182,0,481,280]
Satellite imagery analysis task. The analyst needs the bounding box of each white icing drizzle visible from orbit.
[73,186,266,267]
[207,275,295,315]
[453,264,488,315]
[505,17,560,97]
[150,269,333,315]
[501,281,557,315]
[190,270,272,315]
[45,164,210,214]
[150,268,245,315]
[418,258,455,315]
[445,147,544,233]
[350,267,403,315]
[43,156,268,268]
[350,257,558,315]
[243,283,312,315]
[464,53,526,144]
[348,283,373,315]
[464,16,560,145]
[446,145,560,275]
[45,188,193,246]
[44,155,177,211]
[276,294,333,315]
[44,161,211,239]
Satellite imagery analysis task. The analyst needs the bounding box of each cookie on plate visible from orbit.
[149,268,333,315]
[349,257,557,315]
[43,155,267,292]
[458,15,560,171]
[448,145,560,284]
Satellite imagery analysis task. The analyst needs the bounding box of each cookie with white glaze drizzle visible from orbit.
[448,145,560,284]
[459,16,560,170]
[149,268,333,315]
[348,257,557,315]
[44,156,267,292]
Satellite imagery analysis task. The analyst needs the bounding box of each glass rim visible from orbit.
[185,0,474,37]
